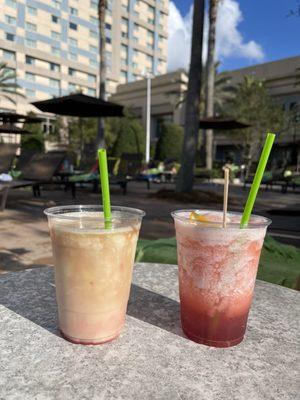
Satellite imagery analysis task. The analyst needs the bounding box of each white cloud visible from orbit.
[167,0,264,72]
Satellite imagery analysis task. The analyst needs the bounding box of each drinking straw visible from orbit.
[223,167,230,228]
[98,148,112,229]
[240,133,275,228]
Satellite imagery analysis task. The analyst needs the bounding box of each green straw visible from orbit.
[98,148,112,229]
[240,133,275,228]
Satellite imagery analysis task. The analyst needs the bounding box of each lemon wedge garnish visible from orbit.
[189,211,210,222]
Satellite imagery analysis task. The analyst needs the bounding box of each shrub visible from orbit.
[110,110,145,157]
[155,123,183,161]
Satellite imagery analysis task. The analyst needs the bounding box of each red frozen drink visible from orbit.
[172,210,271,348]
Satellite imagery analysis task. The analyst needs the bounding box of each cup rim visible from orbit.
[171,209,271,229]
[44,205,145,220]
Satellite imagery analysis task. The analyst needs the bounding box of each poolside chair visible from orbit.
[68,157,127,198]
[7,151,67,196]
[0,143,18,173]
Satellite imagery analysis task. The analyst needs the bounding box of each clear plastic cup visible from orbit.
[45,205,145,345]
[172,210,271,348]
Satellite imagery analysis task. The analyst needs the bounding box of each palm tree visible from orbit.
[175,0,205,192]
[166,63,237,118]
[95,0,107,150]
[0,62,25,105]
[204,0,219,170]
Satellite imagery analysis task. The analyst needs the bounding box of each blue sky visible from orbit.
[169,0,300,71]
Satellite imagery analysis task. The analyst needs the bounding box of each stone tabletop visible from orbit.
[0,263,299,400]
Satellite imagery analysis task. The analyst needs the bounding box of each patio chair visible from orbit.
[0,143,18,173]
[4,151,67,201]
[68,157,127,198]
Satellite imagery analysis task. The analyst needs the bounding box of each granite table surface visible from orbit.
[0,263,299,400]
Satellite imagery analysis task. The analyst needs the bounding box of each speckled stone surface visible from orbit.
[0,263,299,400]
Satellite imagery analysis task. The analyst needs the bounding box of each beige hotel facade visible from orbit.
[0,0,168,128]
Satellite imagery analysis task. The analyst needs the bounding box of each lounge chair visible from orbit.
[13,151,67,194]
[68,153,147,197]
[0,143,18,173]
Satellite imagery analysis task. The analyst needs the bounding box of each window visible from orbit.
[5,0,17,9]
[50,63,60,72]
[147,30,154,40]
[105,37,111,44]
[121,70,127,81]
[68,67,76,76]
[132,63,138,69]
[26,55,35,65]
[51,31,60,40]
[49,78,60,88]
[90,16,98,24]
[90,30,98,39]
[148,5,155,14]
[68,37,77,47]
[105,23,112,30]
[26,88,35,98]
[88,74,96,83]
[68,83,77,92]
[52,15,59,23]
[5,15,16,25]
[25,38,37,48]
[90,0,97,10]
[25,72,35,81]
[148,18,155,24]
[27,6,37,15]
[87,88,96,96]
[69,52,77,61]
[134,10,139,17]
[121,31,128,39]
[51,0,60,9]
[3,50,15,61]
[121,17,128,27]
[147,55,153,64]
[69,7,78,16]
[133,23,139,33]
[25,22,37,31]
[90,58,98,68]
[147,43,153,50]
[51,46,60,56]
[121,44,128,55]
[6,33,15,42]
[89,45,97,53]
[122,4,128,12]
[69,22,77,30]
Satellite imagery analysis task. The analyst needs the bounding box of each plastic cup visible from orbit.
[44,205,145,345]
[172,210,271,348]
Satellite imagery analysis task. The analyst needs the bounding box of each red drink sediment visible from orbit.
[172,210,270,348]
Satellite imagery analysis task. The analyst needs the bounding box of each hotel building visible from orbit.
[0,0,168,120]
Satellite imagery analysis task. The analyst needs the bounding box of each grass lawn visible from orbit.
[136,235,300,290]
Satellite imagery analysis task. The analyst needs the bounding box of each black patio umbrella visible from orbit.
[0,123,31,134]
[32,94,124,117]
[0,112,43,124]
[199,117,250,130]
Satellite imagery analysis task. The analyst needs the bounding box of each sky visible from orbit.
[168,0,300,72]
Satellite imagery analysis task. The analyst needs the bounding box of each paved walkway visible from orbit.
[0,181,299,274]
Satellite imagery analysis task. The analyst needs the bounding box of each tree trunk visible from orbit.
[205,0,219,170]
[175,0,205,192]
[95,0,107,151]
